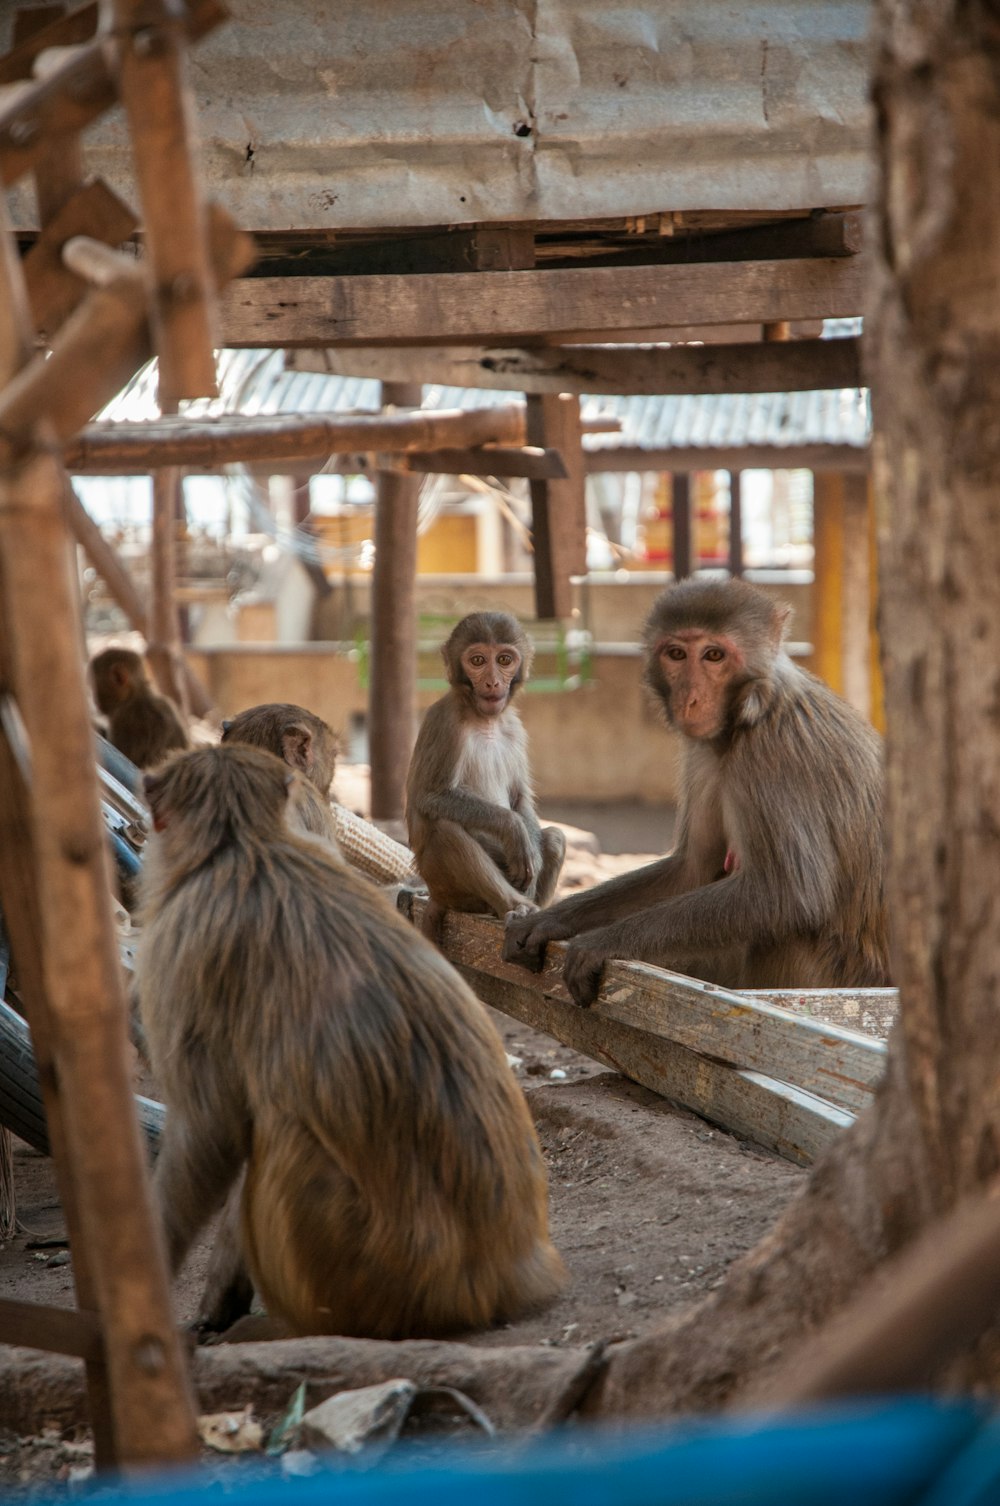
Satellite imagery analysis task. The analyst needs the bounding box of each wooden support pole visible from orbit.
[526,394,587,620]
[840,472,872,720]
[147,465,188,712]
[110,0,219,403]
[868,477,886,734]
[729,470,745,577]
[369,382,422,821]
[813,471,846,695]
[23,180,139,343]
[671,473,693,579]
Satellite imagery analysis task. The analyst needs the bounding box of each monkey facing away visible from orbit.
[89,647,188,770]
[406,611,565,939]
[504,577,889,1007]
[137,744,566,1339]
[221,701,340,845]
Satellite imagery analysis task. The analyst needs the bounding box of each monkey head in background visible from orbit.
[505,576,889,1005]
[89,646,189,771]
[406,610,566,940]
[137,743,566,1340]
[220,701,340,846]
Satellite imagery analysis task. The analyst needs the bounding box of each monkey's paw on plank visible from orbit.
[502,909,574,973]
[562,938,609,1009]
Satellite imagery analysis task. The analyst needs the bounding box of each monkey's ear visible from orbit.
[772,603,793,646]
[142,772,170,832]
[281,724,314,774]
[110,663,131,692]
[221,718,233,735]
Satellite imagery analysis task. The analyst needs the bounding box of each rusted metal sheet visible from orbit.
[3,1,873,232]
[416,904,871,1164]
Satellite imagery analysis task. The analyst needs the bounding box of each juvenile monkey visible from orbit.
[505,577,889,1006]
[89,647,188,770]
[137,745,566,1339]
[406,611,565,939]
[221,701,340,845]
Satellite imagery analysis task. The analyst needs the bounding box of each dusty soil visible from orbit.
[0,790,805,1491]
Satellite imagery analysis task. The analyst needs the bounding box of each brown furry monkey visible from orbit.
[221,701,340,845]
[406,611,565,939]
[89,647,188,770]
[504,577,889,1006]
[137,744,566,1339]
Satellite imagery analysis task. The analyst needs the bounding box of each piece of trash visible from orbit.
[281,1449,321,1478]
[505,1052,523,1070]
[197,1405,263,1454]
[301,1380,416,1460]
[266,1381,307,1457]
[47,1251,71,1268]
[549,1068,567,1080]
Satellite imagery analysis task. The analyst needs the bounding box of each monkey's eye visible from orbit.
[703,647,726,663]
[468,654,486,667]
[497,653,515,668]
[663,646,686,661]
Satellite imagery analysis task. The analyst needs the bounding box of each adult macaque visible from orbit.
[504,578,889,1006]
[137,745,566,1339]
[89,647,188,770]
[221,701,339,844]
[407,611,565,938]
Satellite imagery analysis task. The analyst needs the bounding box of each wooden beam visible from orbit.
[813,471,846,693]
[0,1298,102,1361]
[671,473,693,579]
[585,444,869,474]
[147,465,188,713]
[63,404,536,472]
[526,394,586,620]
[840,472,873,720]
[543,212,864,270]
[284,337,862,397]
[409,905,868,1165]
[729,470,744,576]
[221,258,866,348]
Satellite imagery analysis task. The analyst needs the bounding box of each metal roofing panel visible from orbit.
[4,1,872,232]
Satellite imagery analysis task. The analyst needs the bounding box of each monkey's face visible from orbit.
[459,642,522,718]
[652,629,744,740]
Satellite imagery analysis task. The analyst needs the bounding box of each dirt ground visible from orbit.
[0,786,806,1491]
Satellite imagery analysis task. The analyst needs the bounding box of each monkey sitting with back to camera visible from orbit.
[505,576,889,1007]
[137,743,567,1339]
[89,646,189,770]
[406,611,565,940]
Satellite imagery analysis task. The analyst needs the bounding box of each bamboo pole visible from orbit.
[62,403,538,471]
[369,382,422,820]
[0,199,199,1467]
[147,463,188,712]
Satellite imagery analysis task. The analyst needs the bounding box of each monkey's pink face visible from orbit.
[460,642,522,717]
[656,630,744,740]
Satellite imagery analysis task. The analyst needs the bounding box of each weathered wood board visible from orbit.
[414,904,883,1166]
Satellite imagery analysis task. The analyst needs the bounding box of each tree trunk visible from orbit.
[586,0,1000,1416]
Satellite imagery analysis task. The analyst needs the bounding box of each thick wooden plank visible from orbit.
[286,338,863,397]
[745,989,899,1041]
[221,259,866,348]
[415,905,861,1163]
[399,445,567,479]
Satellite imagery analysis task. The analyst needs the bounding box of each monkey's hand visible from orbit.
[562,935,609,1009]
[502,908,573,972]
[503,815,539,892]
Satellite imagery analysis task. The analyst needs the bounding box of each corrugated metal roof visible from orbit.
[98,348,870,451]
[4,1,872,232]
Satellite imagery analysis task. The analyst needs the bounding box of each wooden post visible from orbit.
[525,393,586,619]
[728,470,745,577]
[148,464,188,713]
[868,475,886,733]
[812,470,845,694]
[840,472,872,719]
[672,472,694,579]
[369,382,422,821]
